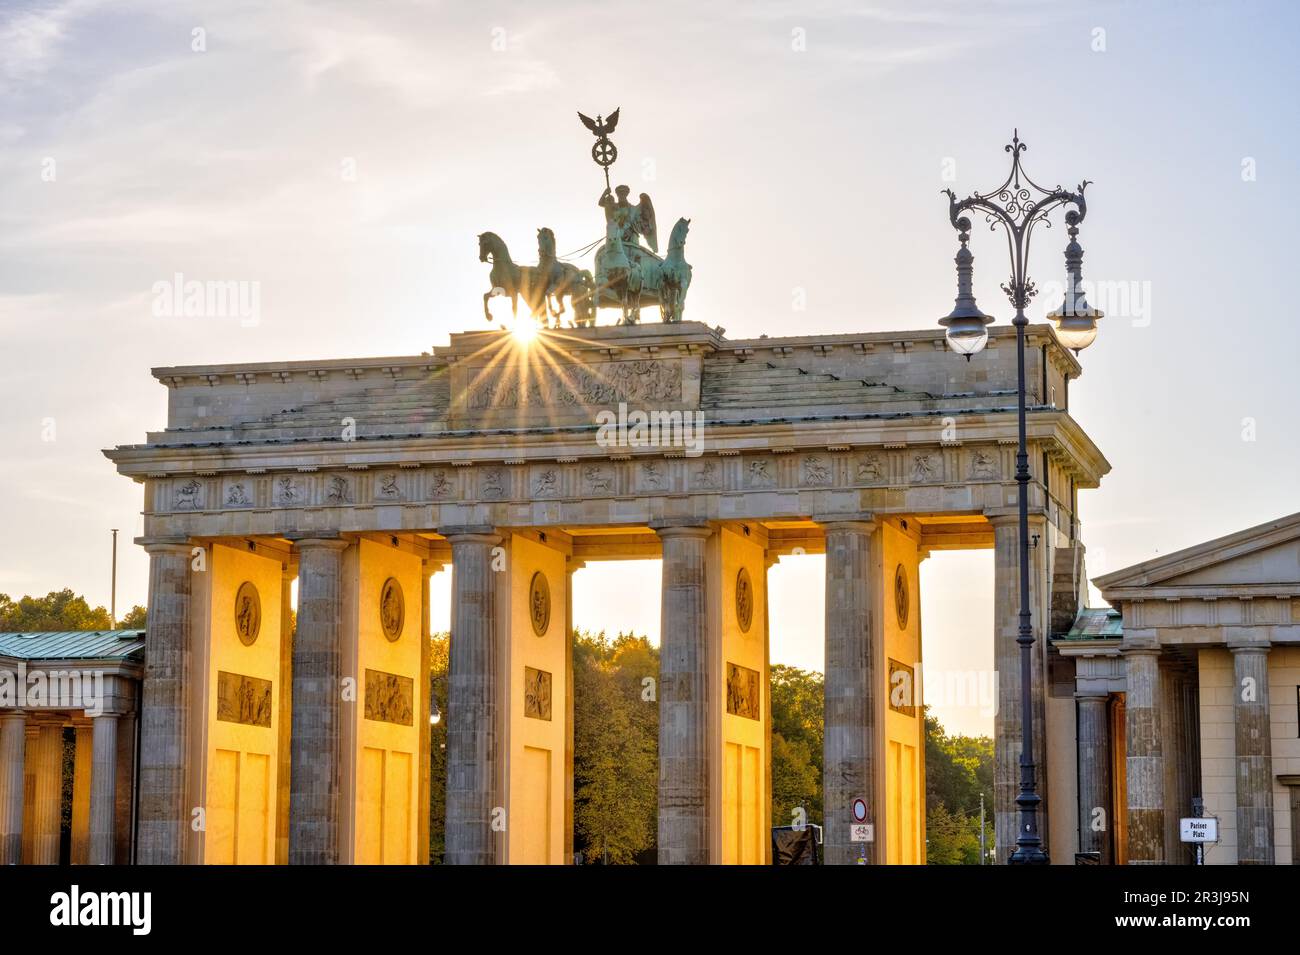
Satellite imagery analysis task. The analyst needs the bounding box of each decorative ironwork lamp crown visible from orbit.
[940,130,1093,339]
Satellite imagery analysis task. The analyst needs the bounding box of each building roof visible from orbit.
[1059,607,1123,641]
[0,630,146,662]
[1094,510,1300,601]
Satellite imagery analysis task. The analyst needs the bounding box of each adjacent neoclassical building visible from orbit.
[1082,512,1300,865]
[0,629,143,865]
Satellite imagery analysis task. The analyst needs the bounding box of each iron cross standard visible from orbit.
[578,107,620,190]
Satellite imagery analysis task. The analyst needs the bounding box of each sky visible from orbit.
[1,0,1297,736]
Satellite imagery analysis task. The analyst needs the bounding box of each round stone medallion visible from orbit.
[894,563,909,630]
[735,566,754,633]
[234,581,261,647]
[380,577,404,642]
[529,571,551,636]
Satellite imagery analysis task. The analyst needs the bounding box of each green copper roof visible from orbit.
[0,630,145,662]
[1061,608,1122,641]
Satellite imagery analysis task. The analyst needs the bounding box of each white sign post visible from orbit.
[1179,816,1218,842]
[1180,813,1218,865]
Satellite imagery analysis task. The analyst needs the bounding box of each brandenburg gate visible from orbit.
[105,317,1108,864]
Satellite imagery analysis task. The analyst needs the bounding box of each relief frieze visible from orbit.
[465,359,682,411]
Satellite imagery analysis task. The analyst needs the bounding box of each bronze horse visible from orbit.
[479,230,595,327]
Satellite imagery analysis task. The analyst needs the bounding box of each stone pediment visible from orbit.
[1096,511,1300,600]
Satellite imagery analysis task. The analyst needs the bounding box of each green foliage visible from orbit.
[769,664,823,828]
[428,632,449,863]
[924,708,993,864]
[118,605,148,629]
[572,629,658,864]
[0,589,117,631]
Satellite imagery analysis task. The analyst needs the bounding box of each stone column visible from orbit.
[276,561,294,866]
[88,714,119,865]
[31,720,63,865]
[654,522,713,865]
[1075,693,1111,862]
[0,710,26,864]
[1123,636,1164,864]
[138,541,193,864]
[444,528,503,865]
[1230,641,1273,864]
[564,557,582,864]
[417,558,434,865]
[289,538,348,864]
[989,514,1049,860]
[820,519,880,865]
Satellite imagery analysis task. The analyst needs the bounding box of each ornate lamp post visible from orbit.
[938,131,1102,865]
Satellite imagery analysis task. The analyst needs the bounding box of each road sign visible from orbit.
[852,798,868,823]
[1179,816,1218,843]
[850,823,874,843]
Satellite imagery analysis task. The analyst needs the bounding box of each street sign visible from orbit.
[1179,816,1218,843]
[852,798,868,823]
[850,823,874,843]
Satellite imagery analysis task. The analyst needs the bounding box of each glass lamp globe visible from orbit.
[1050,313,1099,353]
[943,316,990,360]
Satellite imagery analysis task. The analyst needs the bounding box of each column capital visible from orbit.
[815,514,878,535]
[291,536,350,552]
[984,508,1049,527]
[1227,634,1272,652]
[140,538,192,556]
[1120,632,1161,654]
[0,709,27,723]
[651,521,712,540]
[440,525,503,545]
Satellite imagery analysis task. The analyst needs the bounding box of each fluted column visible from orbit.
[31,721,63,864]
[289,537,349,864]
[444,528,503,865]
[138,541,193,864]
[989,514,1049,860]
[654,522,713,865]
[417,558,435,865]
[88,714,119,865]
[0,710,27,864]
[1123,637,1164,864]
[276,561,294,866]
[1231,642,1274,864]
[1076,693,1111,862]
[820,519,880,865]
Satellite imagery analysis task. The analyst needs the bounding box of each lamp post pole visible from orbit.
[938,131,1101,865]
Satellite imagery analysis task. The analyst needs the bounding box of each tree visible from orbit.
[428,632,449,863]
[572,630,658,863]
[769,664,823,827]
[118,605,147,629]
[924,709,993,864]
[0,590,115,631]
